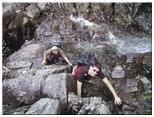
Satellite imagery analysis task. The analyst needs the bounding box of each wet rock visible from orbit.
[12,106,31,115]
[67,92,90,114]
[80,43,118,68]
[125,62,138,78]
[142,52,152,68]
[35,17,53,40]
[125,79,138,93]
[114,3,152,35]
[3,105,30,115]
[122,104,134,112]
[112,65,125,78]
[26,98,61,114]
[68,93,80,105]
[101,65,112,78]
[122,104,136,115]
[2,3,152,115]
[3,3,28,19]
[37,3,46,10]
[78,97,111,115]
[95,104,111,114]
[68,93,111,114]
[134,4,152,34]
[114,78,138,93]
[25,4,40,19]
[3,105,14,115]
[136,75,151,92]
[122,94,152,115]
[35,16,62,41]
[139,97,152,111]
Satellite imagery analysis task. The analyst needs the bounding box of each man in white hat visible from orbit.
[42,45,72,66]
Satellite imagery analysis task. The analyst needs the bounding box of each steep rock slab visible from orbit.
[5,60,32,69]
[5,44,46,62]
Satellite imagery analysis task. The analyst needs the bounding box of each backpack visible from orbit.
[51,40,62,49]
[76,52,97,66]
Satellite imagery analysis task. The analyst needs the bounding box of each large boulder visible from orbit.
[42,73,68,104]
[136,75,151,92]
[3,75,44,107]
[5,43,46,62]
[2,64,71,107]
[78,97,111,115]
[25,4,40,19]
[26,98,61,114]
[3,69,46,107]
[67,93,111,115]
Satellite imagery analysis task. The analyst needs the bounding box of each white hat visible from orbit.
[51,46,58,50]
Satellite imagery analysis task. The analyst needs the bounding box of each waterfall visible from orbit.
[69,15,152,54]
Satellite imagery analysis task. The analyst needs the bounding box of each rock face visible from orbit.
[2,3,152,58]
[3,74,45,107]
[4,43,46,62]
[67,93,111,115]
[42,73,68,103]
[25,4,40,19]
[78,97,111,115]
[2,3,152,115]
[5,60,32,69]
[26,98,61,114]
[2,66,72,107]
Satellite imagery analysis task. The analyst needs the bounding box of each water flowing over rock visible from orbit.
[3,3,152,58]
[2,3,152,115]
[112,65,125,78]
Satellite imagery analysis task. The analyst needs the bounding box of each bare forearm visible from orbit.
[103,77,118,98]
[64,57,71,64]
[77,88,81,98]
[43,49,51,61]
[60,49,71,65]
[77,81,82,98]
[43,53,47,61]
[102,77,121,105]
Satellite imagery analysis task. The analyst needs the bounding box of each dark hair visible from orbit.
[90,59,102,70]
